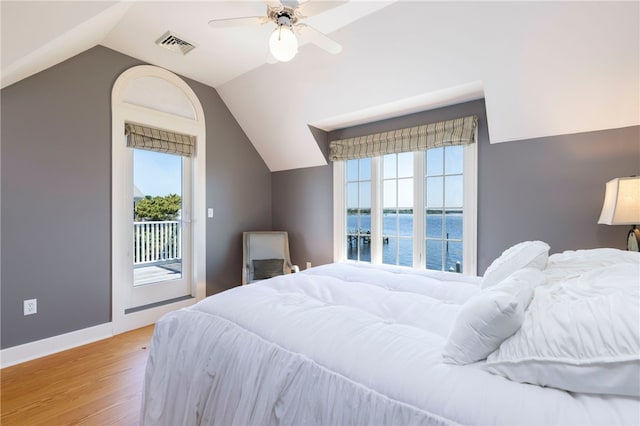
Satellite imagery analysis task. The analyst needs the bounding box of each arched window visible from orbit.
[111,66,206,334]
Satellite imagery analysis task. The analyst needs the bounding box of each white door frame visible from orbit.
[111,65,206,334]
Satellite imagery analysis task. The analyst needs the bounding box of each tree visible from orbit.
[135,194,182,221]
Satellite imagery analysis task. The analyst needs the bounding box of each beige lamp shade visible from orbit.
[597,177,640,225]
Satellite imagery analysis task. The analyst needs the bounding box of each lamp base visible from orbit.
[628,226,640,251]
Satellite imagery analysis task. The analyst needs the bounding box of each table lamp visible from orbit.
[598,176,640,251]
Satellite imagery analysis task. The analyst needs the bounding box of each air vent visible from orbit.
[155,31,196,55]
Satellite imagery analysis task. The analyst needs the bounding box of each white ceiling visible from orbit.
[2,1,638,172]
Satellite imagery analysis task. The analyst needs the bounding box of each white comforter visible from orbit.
[141,262,640,425]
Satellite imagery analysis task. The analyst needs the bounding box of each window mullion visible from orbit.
[413,152,425,268]
[463,133,478,275]
[332,161,346,262]
[370,156,382,264]
[441,152,446,271]
[356,160,361,261]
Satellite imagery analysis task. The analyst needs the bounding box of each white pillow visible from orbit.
[481,241,550,289]
[442,268,545,365]
[484,263,640,396]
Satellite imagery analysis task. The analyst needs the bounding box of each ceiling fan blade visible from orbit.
[208,16,268,28]
[295,0,347,18]
[295,23,342,54]
[265,1,285,12]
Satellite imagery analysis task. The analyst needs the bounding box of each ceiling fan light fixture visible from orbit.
[269,24,298,62]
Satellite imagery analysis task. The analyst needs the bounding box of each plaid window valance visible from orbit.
[329,115,477,161]
[125,123,195,157]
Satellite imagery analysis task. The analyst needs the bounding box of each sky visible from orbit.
[133,149,182,197]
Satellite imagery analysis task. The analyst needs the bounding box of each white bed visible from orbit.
[141,247,640,425]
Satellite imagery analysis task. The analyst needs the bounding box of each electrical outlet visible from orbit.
[306,261,312,270]
[24,299,37,316]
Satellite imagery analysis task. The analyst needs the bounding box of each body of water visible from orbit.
[347,213,463,272]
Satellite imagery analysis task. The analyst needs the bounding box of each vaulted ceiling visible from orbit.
[2,1,638,171]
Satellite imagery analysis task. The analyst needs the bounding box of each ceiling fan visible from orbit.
[208,0,346,63]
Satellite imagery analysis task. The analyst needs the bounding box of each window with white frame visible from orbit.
[382,152,414,267]
[346,157,372,262]
[332,116,477,275]
[425,145,465,272]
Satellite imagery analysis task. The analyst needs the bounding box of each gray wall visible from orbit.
[199,77,272,295]
[272,99,640,273]
[271,128,333,269]
[272,165,334,269]
[1,46,271,349]
[478,125,640,268]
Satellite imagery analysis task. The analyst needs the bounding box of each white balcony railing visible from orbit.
[133,221,181,265]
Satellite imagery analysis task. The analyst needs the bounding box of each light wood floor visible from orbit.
[1,325,155,426]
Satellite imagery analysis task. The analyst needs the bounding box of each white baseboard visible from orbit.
[0,322,113,369]
[1,298,198,368]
